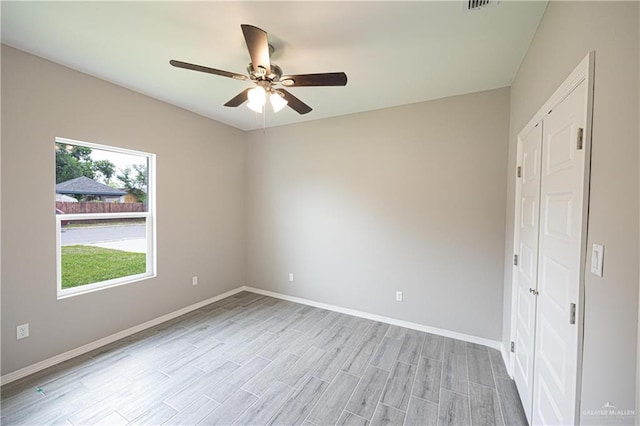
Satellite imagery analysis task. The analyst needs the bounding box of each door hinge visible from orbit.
[570,303,576,324]
[510,341,515,353]
[513,254,518,266]
[577,128,584,150]
[517,166,522,178]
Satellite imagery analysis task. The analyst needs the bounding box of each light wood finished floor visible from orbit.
[1,292,528,425]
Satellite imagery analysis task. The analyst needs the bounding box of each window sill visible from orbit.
[57,272,156,300]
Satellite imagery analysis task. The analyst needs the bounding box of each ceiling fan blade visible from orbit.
[224,88,251,107]
[241,24,271,75]
[170,60,248,80]
[279,89,312,115]
[279,72,348,87]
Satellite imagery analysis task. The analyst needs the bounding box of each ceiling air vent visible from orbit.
[467,0,495,10]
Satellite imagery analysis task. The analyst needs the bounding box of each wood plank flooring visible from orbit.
[0,292,528,425]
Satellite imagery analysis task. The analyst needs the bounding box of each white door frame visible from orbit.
[508,51,595,422]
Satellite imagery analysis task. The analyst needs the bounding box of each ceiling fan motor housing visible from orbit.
[248,63,282,82]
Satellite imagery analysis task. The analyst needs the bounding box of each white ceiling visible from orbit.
[1,1,547,131]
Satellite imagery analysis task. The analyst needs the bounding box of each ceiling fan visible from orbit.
[170,24,348,115]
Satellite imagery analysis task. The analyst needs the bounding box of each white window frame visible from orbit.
[55,137,156,299]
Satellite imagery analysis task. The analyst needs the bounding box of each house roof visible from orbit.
[56,176,127,197]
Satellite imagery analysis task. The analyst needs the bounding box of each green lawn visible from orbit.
[61,245,146,289]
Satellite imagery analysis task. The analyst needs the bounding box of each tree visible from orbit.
[71,145,93,163]
[55,143,95,183]
[93,159,116,184]
[117,163,148,203]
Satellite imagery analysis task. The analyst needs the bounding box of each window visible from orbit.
[55,137,156,298]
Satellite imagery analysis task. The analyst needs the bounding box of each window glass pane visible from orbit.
[60,216,147,289]
[55,138,154,296]
[55,142,148,213]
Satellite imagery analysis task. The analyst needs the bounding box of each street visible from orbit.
[61,224,145,245]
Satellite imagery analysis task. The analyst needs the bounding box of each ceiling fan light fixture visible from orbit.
[247,101,263,113]
[270,91,288,112]
[248,85,266,104]
[247,85,266,113]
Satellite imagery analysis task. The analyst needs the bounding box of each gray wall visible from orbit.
[1,46,247,375]
[2,45,511,378]
[246,88,510,341]
[502,2,639,422]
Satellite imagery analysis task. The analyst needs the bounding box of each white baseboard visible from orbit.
[243,286,504,352]
[2,285,507,386]
[0,286,245,386]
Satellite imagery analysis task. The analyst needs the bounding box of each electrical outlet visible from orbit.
[396,291,403,302]
[17,323,29,340]
[192,276,198,286]
[288,273,294,282]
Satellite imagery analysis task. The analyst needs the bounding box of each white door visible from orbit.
[513,123,543,424]
[531,80,587,426]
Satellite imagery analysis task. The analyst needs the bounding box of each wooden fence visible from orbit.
[56,201,147,214]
